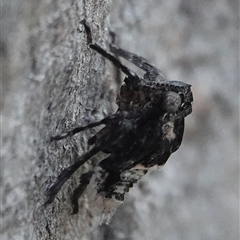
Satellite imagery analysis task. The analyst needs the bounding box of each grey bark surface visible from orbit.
[1,0,239,240]
[2,0,114,239]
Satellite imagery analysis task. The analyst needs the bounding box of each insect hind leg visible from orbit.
[45,147,99,205]
[71,170,94,214]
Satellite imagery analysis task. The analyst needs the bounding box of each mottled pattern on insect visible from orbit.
[45,20,193,224]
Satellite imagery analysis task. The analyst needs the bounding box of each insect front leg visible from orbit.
[80,20,137,79]
[110,44,165,81]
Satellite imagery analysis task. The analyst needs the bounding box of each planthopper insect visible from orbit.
[45,20,193,224]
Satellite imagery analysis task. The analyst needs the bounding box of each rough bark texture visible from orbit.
[1,0,239,240]
[2,0,114,239]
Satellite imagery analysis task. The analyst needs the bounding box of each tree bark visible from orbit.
[2,0,114,239]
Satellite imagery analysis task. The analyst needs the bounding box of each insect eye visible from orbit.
[161,91,181,113]
[178,93,185,107]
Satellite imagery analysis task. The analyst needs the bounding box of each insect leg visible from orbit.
[110,44,165,80]
[80,20,136,79]
[45,147,100,205]
[71,170,94,214]
[50,115,114,141]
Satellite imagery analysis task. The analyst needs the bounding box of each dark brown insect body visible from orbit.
[45,20,193,224]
